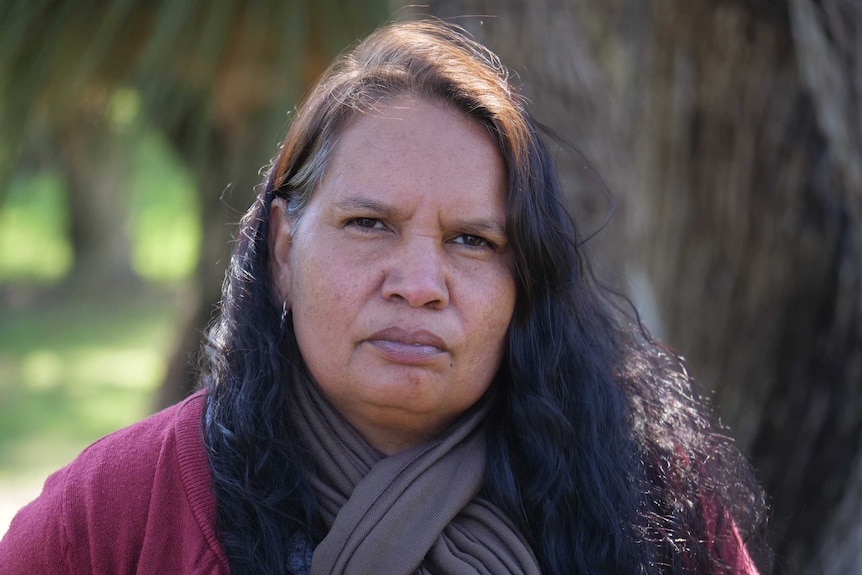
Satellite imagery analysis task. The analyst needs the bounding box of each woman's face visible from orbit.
[270,96,516,454]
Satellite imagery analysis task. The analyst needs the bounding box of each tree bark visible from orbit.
[57,117,137,289]
[421,1,862,572]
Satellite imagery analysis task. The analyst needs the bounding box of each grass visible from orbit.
[0,288,183,479]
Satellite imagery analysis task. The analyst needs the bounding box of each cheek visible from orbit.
[294,261,335,328]
[290,246,367,348]
[465,268,517,359]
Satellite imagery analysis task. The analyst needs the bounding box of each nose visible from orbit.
[381,239,449,308]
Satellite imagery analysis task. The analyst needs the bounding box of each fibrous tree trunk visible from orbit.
[420,1,862,573]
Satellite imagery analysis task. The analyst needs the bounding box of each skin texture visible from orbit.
[270,96,517,454]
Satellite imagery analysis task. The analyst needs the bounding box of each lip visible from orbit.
[364,327,448,364]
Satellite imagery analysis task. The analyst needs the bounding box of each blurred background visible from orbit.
[0,1,859,573]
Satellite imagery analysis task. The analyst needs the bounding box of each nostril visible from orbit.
[381,249,449,308]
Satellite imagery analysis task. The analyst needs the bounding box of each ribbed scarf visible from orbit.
[288,376,541,575]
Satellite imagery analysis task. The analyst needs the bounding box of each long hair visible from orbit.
[201,19,769,574]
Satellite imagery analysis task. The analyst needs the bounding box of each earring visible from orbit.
[280,301,288,328]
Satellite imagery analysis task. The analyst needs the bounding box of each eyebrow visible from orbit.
[332,196,398,218]
[333,194,508,239]
[452,218,508,239]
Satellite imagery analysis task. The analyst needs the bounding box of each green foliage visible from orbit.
[129,129,201,282]
[0,0,393,286]
[0,172,72,282]
[0,131,202,285]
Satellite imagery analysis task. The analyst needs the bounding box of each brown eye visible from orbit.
[453,234,491,248]
[348,217,385,230]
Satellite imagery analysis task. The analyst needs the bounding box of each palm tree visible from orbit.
[0,0,390,405]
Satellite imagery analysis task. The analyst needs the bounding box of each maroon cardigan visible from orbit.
[1,390,760,574]
[0,391,229,574]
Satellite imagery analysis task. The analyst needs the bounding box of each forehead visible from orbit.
[319,96,506,205]
[298,97,507,234]
[338,95,493,151]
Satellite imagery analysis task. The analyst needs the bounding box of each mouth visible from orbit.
[363,327,448,364]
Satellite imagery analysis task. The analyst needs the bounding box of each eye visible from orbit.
[452,234,493,249]
[346,217,386,231]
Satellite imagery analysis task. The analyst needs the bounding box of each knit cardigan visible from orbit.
[0,390,759,575]
[0,391,230,574]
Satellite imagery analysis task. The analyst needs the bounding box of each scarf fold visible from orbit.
[288,376,541,575]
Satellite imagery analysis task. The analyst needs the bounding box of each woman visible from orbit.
[0,19,768,574]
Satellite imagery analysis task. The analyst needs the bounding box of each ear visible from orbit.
[269,197,294,308]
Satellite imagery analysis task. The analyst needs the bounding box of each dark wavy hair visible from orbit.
[201,19,769,575]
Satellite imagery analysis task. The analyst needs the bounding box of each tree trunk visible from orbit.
[422,1,862,572]
[56,115,137,288]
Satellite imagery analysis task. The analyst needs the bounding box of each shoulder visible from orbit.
[77,388,209,480]
[62,390,208,522]
[0,390,228,574]
[74,389,203,474]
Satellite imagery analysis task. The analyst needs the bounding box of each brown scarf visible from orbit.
[288,375,541,575]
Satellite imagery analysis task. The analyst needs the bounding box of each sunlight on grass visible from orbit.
[21,348,163,392]
[0,293,180,478]
[70,348,164,389]
[20,351,64,390]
